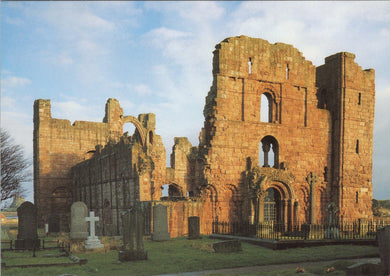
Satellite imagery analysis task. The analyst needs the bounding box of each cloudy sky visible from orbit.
[1,1,389,202]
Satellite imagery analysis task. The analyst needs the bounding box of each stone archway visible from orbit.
[246,164,298,230]
[121,115,147,146]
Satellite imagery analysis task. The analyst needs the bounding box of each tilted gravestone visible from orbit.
[377,225,390,275]
[15,201,40,249]
[188,216,201,239]
[152,204,170,241]
[70,201,88,240]
[119,205,147,261]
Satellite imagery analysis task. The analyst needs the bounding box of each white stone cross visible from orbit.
[85,211,99,238]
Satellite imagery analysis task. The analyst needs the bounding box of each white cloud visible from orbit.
[2,76,32,89]
[134,84,152,96]
[42,3,115,38]
[145,2,224,24]
[51,100,102,123]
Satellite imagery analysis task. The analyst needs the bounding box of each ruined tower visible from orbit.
[316,52,375,220]
[197,36,374,226]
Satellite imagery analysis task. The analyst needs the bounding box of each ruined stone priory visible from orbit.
[33,35,375,237]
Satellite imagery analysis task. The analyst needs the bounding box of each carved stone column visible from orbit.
[306,172,318,224]
[282,199,288,231]
[258,195,265,223]
[262,143,270,167]
[293,201,299,226]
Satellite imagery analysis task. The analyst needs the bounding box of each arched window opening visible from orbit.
[123,123,136,137]
[259,136,279,168]
[356,140,359,154]
[248,57,252,74]
[264,188,281,222]
[260,93,273,123]
[149,131,154,144]
[161,184,183,200]
[286,64,290,80]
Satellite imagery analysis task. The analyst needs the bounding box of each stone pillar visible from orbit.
[306,172,318,225]
[293,201,299,226]
[262,143,270,167]
[282,200,288,231]
[258,196,265,223]
[287,199,292,231]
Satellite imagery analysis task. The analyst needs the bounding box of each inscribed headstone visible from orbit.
[119,206,147,261]
[152,204,170,241]
[15,201,40,249]
[188,216,201,239]
[70,201,88,240]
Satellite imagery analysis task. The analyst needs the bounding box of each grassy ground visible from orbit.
[1,236,379,276]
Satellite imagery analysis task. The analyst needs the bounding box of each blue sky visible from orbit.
[1,1,390,203]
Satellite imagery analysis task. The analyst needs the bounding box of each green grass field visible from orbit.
[1,236,379,276]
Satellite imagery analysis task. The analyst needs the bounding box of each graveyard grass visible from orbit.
[1,235,379,276]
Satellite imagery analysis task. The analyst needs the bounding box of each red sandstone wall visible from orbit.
[199,36,373,224]
[317,53,375,220]
[33,99,122,227]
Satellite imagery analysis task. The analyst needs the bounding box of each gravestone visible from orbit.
[213,240,242,253]
[119,206,147,261]
[84,211,104,249]
[70,201,88,240]
[152,204,170,241]
[377,225,390,275]
[15,201,40,249]
[188,216,201,239]
[44,223,49,236]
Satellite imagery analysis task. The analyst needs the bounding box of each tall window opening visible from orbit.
[356,191,359,204]
[264,188,281,222]
[260,93,272,123]
[358,93,361,105]
[356,140,359,154]
[286,64,290,79]
[248,58,252,74]
[259,136,279,168]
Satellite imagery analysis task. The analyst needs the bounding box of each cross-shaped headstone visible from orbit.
[85,211,99,238]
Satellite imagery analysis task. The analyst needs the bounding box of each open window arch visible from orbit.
[259,135,279,168]
[161,183,184,200]
[260,90,278,123]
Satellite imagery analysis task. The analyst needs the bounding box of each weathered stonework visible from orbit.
[33,36,374,235]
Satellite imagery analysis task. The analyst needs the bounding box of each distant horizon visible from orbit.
[2,1,389,204]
